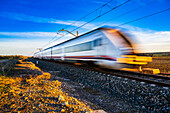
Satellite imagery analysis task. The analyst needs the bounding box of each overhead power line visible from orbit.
[69,0,130,33]
[51,0,131,43]
[48,0,115,44]
[64,0,115,29]
[49,7,170,47]
[33,1,169,55]
[94,0,158,28]
[117,8,170,27]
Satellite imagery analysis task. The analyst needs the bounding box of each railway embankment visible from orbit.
[30,58,169,113]
[0,59,94,112]
[0,57,169,112]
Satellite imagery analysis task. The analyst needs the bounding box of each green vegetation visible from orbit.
[0,60,16,76]
[0,56,26,97]
[0,56,27,98]
[0,55,27,76]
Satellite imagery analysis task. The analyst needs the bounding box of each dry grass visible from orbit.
[0,59,93,112]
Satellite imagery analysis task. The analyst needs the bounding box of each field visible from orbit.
[142,57,170,74]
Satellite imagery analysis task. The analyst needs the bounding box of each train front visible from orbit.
[97,27,152,72]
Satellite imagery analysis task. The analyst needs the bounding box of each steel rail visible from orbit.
[34,58,170,87]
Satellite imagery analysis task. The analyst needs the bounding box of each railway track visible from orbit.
[97,69,170,87]
[29,58,169,112]
[40,59,170,87]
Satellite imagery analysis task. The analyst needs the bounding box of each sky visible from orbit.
[0,0,170,56]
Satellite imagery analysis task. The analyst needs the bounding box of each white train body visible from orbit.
[34,27,139,70]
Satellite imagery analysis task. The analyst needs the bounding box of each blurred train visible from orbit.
[34,27,152,70]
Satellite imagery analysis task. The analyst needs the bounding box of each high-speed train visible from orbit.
[34,27,152,70]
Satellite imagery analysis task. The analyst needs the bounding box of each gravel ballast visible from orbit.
[30,58,169,113]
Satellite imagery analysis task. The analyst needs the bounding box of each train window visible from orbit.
[43,51,50,55]
[65,41,92,53]
[43,52,45,55]
[94,38,102,47]
[53,49,61,54]
[80,42,92,51]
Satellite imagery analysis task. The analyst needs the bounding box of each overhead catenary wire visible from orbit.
[48,0,115,44]
[64,0,115,29]
[45,0,158,45]
[69,0,130,33]
[94,0,158,28]
[116,8,170,27]
[49,35,58,43]
[48,7,170,49]
[34,1,169,55]
[51,0,131,43]
[41,33,59,48]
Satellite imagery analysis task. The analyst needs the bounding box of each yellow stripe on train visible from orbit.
[117,55,152,65]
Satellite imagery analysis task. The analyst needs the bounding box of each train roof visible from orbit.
[34,26,131,54]
[41,27,115,52]
[34,26,135,55]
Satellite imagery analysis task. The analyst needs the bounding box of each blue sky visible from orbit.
[0,0,170,55]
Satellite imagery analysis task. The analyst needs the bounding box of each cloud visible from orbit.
[0,21,169,55]
[102,23,170,52]
[0,31,76,55]
[129,28,170,43]
[53,20,95,29]
[0,12,95,29]
[126,26,170,53]
[103,23,170,43]
[0,39,47,55]
[0,31,78,46]
[0,32,56,38]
